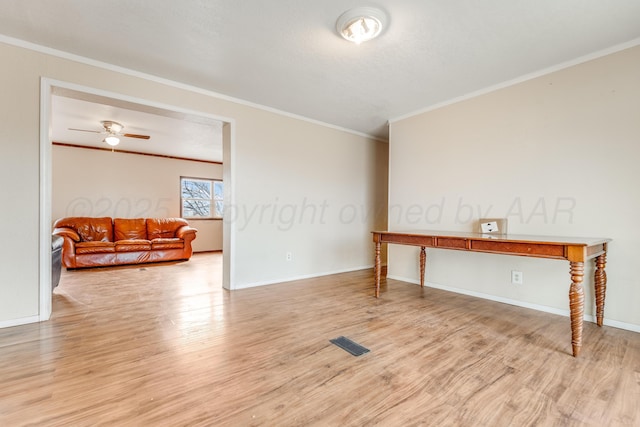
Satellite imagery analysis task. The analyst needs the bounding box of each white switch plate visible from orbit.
[481,221,499,233]
[477,218,507,234]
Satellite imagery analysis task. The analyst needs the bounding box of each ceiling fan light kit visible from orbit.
[104,135,120,146]
[336,7,388,44]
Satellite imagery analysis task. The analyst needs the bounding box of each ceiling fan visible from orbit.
[69,120,151,147]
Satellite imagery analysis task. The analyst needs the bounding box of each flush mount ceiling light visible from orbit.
[336,7,388,44]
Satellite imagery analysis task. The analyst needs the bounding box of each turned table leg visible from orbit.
[420,246,426,288]
[569,261,585,357]
[594,252,607,327]
[375,241,381,298]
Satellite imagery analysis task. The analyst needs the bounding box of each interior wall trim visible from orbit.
[388,275,640,334]
[0,315,40,329]
[388,37,640,125]
[235,265,375,290]
[0,34,383,142]
[52,142,223,165]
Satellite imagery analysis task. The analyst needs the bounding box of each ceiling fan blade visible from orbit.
[68,128,102,133]
[123,133,151,140]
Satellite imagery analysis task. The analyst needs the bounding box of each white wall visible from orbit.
[0,40,387,325]
[52,145,223,252]
[233,112,389,286]
[388,45,640,330]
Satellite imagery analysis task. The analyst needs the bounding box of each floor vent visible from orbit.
[330,336,370,356]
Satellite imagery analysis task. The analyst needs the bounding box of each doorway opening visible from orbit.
[39,79,234,320]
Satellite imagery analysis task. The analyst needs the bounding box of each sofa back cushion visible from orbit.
[146,218,189,240]
[53,217,113,242]
[114,218,148,241]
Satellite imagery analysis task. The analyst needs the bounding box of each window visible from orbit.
[180,177,223,219]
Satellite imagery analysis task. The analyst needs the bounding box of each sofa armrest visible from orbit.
[52,227,81,268]
[175,225,197,240]
[53,227,81,242]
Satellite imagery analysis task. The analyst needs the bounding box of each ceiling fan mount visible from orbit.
[101,120,124,134]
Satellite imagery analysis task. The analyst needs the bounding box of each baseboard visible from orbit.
[380,264,388,276]
[235,264,374,290]
[602,317,640,333]
[387,275,640,334]
[0,315,40,329]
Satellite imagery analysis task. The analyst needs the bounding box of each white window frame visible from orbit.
[180,176,223,220]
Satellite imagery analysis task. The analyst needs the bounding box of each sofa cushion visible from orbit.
[151,238,184,250]
[114,218,147,241]
[147,218,189,240]
[115,239,152,252]
[54,217,113,242]
[75,241,116,254]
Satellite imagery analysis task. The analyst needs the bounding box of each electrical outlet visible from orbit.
[511,270,523,285]
[286,252,292,261]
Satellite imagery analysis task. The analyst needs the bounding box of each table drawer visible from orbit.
[435,237,467,249]
[381,234,434,246]
[471,240,565,257]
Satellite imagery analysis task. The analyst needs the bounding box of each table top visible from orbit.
[372,230,611,247]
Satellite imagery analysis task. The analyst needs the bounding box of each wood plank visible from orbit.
[0,253,637,425]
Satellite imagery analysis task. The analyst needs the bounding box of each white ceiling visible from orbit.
[2,0,640,151]
[51,89,224,162]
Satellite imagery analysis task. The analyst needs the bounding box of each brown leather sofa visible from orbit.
[52,217,197,269]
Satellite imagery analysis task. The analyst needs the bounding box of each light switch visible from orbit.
[481,221,499,233]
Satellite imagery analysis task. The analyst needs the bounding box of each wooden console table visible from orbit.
[372,230,611,357]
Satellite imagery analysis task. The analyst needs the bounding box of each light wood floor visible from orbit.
[1,253,638,426]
